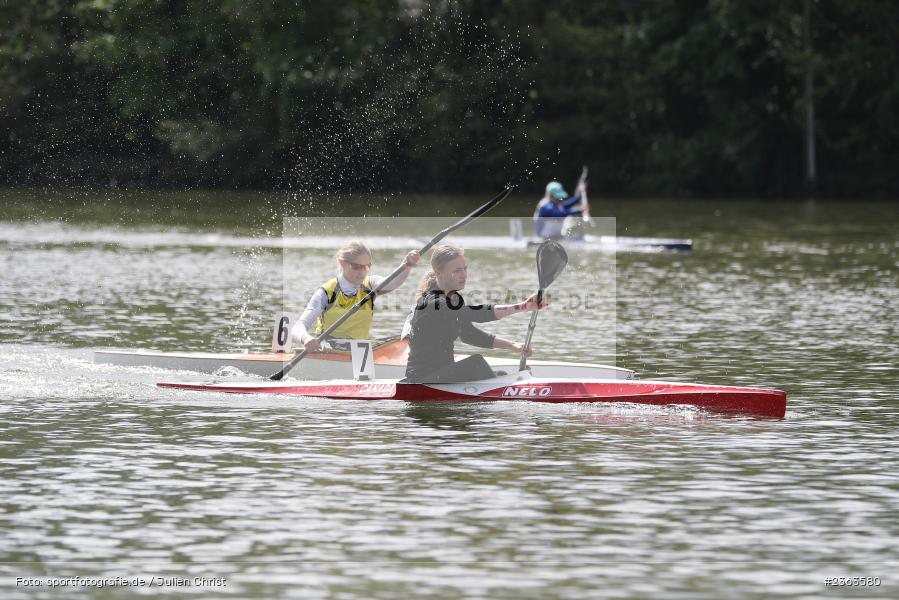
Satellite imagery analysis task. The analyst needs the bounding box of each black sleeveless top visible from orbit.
[404,290,497,381]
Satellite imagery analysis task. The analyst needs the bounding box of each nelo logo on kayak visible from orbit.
[503,385,552,397]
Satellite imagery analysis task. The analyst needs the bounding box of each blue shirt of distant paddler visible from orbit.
[292,240,419,353]
[534,180,584,239]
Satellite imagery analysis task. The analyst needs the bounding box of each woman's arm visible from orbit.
[459,319,495,349]
[370,250,420,293]
[492,292,547,320]
[292,288,330,351]
[562,191,582,209]
[493,336,532,356]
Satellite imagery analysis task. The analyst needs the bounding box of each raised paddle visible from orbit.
[270,186,515,381]
[578,165,593,226]
[519,239,568,371]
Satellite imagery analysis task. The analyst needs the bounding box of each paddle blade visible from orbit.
[536,240,568,289]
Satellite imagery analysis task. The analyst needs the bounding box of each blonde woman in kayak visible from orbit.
[294,240,419,352]
[403,244,546,383]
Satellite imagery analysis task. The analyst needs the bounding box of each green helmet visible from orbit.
[545,181,568,199]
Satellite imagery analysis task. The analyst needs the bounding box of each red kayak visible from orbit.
[157,372,787,418]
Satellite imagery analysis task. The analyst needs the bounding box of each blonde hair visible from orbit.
[415,244,464,299]
[336,240,371,263]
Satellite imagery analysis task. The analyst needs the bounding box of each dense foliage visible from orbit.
[1,0,896,196]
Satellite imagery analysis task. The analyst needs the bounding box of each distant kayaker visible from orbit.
[403,244,547,383]
[533,179,587,239]
[294,240,420,352]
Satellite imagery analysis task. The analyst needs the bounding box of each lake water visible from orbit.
[1,190,897,598]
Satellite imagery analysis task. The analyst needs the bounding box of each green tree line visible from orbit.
[1,0,896,196]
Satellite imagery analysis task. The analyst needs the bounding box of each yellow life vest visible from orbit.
[313,276,375,339]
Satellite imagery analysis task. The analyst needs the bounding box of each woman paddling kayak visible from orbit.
[403,244,546,383]
[294,240,419,352]
[533,179,588,239]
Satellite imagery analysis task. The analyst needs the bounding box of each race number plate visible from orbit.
[351,340,376,381]
[271,312,298,353]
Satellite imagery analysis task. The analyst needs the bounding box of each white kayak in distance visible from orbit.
[95,338,636,380]
[157,370,787,418]
[440,218,693,252]
[442,234,693,252]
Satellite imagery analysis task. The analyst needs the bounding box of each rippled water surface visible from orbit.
[1,192,898,598]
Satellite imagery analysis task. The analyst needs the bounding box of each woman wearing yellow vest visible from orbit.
[293,240,420,353]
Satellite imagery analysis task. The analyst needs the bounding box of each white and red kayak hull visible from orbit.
[157,373,787,418]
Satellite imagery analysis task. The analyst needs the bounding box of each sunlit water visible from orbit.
[1,193,897,598]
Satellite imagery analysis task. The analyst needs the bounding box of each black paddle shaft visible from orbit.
[270,186,514,380]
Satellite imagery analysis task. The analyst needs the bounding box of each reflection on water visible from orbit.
[1,195,898,597]
[402,402,488,431]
